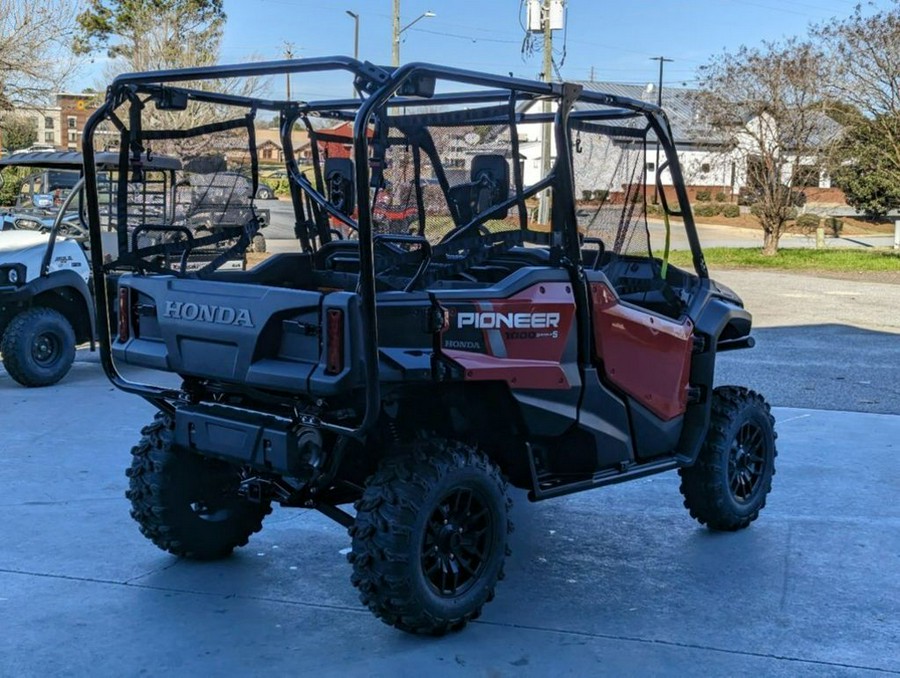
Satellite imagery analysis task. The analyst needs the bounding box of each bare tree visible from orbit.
[0,0,82,109]
[694,39,833,254]
[74,0,266,159]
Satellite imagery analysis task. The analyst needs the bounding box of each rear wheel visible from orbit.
[679,386,777,531]
[1,307,76,387]
[349,438,512,635]
[125,413,271,559]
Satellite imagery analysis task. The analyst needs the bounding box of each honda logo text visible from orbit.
[457,311,560,330]
[163,301,254,327]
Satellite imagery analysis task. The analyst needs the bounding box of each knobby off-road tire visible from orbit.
[1,307,76,387]
[349,439,513,635]
[125,413,271,560]
[679,386,777,531]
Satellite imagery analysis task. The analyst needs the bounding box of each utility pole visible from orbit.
[538,0,554,225]
[284,42,295,100]
[589,65,595,82]
[650,56,673,204]
[392,3,434,67]
[392,0,401,67]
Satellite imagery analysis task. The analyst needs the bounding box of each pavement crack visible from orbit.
[124,559,182,584]
[0,496,122,508]
[472,620,900,675]
[779,522,794,613]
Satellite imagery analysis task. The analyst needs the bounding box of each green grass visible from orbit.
[661,247,900,273]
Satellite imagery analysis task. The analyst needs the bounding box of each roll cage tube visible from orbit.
[643,110,708,279]
[350,62,580,438]
[80,58,385,411]
[40,177,86,277]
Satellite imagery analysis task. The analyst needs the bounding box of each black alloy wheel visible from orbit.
[421,486,495,598]
[728,421,767,504]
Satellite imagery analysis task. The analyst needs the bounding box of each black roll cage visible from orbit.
[81,56,706,435]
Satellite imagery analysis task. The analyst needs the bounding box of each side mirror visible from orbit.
[324,157,355,215]
[397,73,436,98]
[470,154,510,217]
[155,88,189,111]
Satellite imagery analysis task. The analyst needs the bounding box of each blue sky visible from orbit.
[76,0,888,96]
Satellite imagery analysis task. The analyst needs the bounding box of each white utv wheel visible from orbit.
[1,307,76,387]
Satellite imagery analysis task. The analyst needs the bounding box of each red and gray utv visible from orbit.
[82,57,776,634]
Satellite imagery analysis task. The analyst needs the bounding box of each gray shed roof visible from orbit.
[574,81,715,144]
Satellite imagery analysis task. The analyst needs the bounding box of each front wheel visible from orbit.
[349,439,512,635]
[1,307,76,387]
[679,386,777,531]
[125,413,271,559]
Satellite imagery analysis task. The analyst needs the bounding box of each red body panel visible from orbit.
[589,282,693,421]
[440,282,577,390]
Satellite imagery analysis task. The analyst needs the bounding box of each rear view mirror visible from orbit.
[470,154,510,217]
[397,73,436,98]
[324,158,355,215]
[155,88,189,111]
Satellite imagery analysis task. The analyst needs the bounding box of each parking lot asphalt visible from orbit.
[2,269,898,676]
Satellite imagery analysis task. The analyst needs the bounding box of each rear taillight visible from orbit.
[325,308,344,375]
[118,287,130,342]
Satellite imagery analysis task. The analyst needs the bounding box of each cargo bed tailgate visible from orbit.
[113,275,361,394]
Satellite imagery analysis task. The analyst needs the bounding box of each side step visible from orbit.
[527,449,678,501]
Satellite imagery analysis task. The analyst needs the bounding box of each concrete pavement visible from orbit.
[1,379,898,675]
[2,267,898,676]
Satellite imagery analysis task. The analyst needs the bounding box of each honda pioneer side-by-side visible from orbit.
[82,58,777,635]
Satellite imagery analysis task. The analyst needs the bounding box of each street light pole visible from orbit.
[392,3,435,67]
[650,56,673,204]
[346,10,360,97]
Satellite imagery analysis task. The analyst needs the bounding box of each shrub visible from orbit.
[694,203,722,218]
[695,189,712,202]
[721,204,740,218]
[593,189,609,202]
[825,216,843,237]
[794,213,821,232]
[0,166,30,207]
[581,190,593,202]
[715,191,728,202]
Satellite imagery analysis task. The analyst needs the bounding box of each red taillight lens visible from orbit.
[118,287,130,342]
[325,308,344,375]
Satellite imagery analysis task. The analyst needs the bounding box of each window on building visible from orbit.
[68,131,78,142]
[646,162,656,173]
[68,116,77,129]
[45,132,55,143]
[700,163,711,174]
[45,116,54,129]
